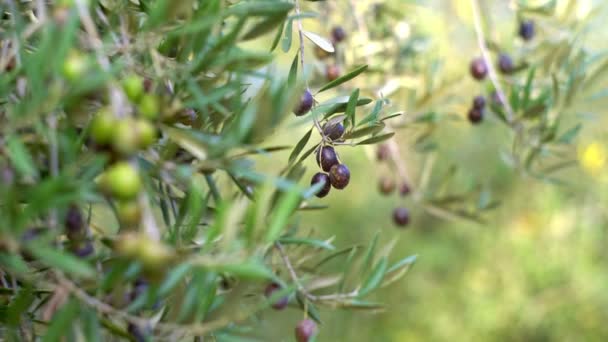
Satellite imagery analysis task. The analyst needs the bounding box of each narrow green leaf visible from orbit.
[345,89,360,127]
[6,286,34,326]
[265,188,302,242]
[281,19,293,52]
[314,245,360,269]
[26,243,94,278]
[296,293,322,324]
[358,100,383,127]
[242,14,287,41]
[361,232,379,278]
[159,263,192,296]
[342,123,385,140]
[42,299,79,342]
[0,253,31,275]
[270,21,285,51]
[297,142,320,164]
[523,67,536,109]
[81,308,101,342]
[339,247,359,292]
[356,132,395,145]
[288,52,299,87]
[317,65,368,93]
[380,112,403,122]
[386,255,418,274]
[339,300,385,311]
[358,257,388,296]
[227,2,294,16]
[382,254,418,287]
[278,237,335,250]
[212,259,273,279]
[6,136,37,178]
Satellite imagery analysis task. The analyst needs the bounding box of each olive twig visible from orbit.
[294,0,327,141]
[469,0,515,123]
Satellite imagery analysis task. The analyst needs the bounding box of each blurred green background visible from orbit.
[249,0,608,340]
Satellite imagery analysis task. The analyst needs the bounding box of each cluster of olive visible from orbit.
[376,145,411,227]
[310,144,351,198]
[467,19,536,124]
[293,88,351,198]
[88,74,160,230]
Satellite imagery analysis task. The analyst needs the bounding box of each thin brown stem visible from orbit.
[55,272,260,339]
[275,242,359,302]
[294,0,326,140]
[469,0,515,123]
[347,1,413,187]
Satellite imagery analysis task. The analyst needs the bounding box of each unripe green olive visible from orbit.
[116,200,141,229]
[122,74,144,103]
[138,238,174,270]
[115,233,174,273]
[138,94,160,121]
[112,119,140,156]
[90,108,116,145]
[62,52,88,82]
[102,162,142,200]
[135,119,157,149]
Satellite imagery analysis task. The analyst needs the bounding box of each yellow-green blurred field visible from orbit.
[255,0,608,340]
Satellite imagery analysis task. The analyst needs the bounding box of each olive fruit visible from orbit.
[112,119,140,156]
[331,26,347,43]
[62,52,88,81]
[90,108,116,145]
[70,240,94,258]
[498,54,514,74]
[376,144,390,161]
[472,95,486,110]
[468,108,483,124]
[378,177,395,195]
[138,94,160,121]
[134,119,157,149]
[326,65,341,82]
[470,57,488,81]
[322,122,345,140]
[316,146,339,172]
[102,162,142,200]
[310,172,331,198]
[130,278,149,302]
[329,164,350,189]
[295,319,317,342]
[264,282,289,310]
[123,74,144,102]
[399,182,411,197]
[115,233,174,273]
[519,20,535,41]
[127,323,148,342]
[64,205,85,241]
[393,207,410,227]
[116,200,141,229]
[293,90,314,116]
